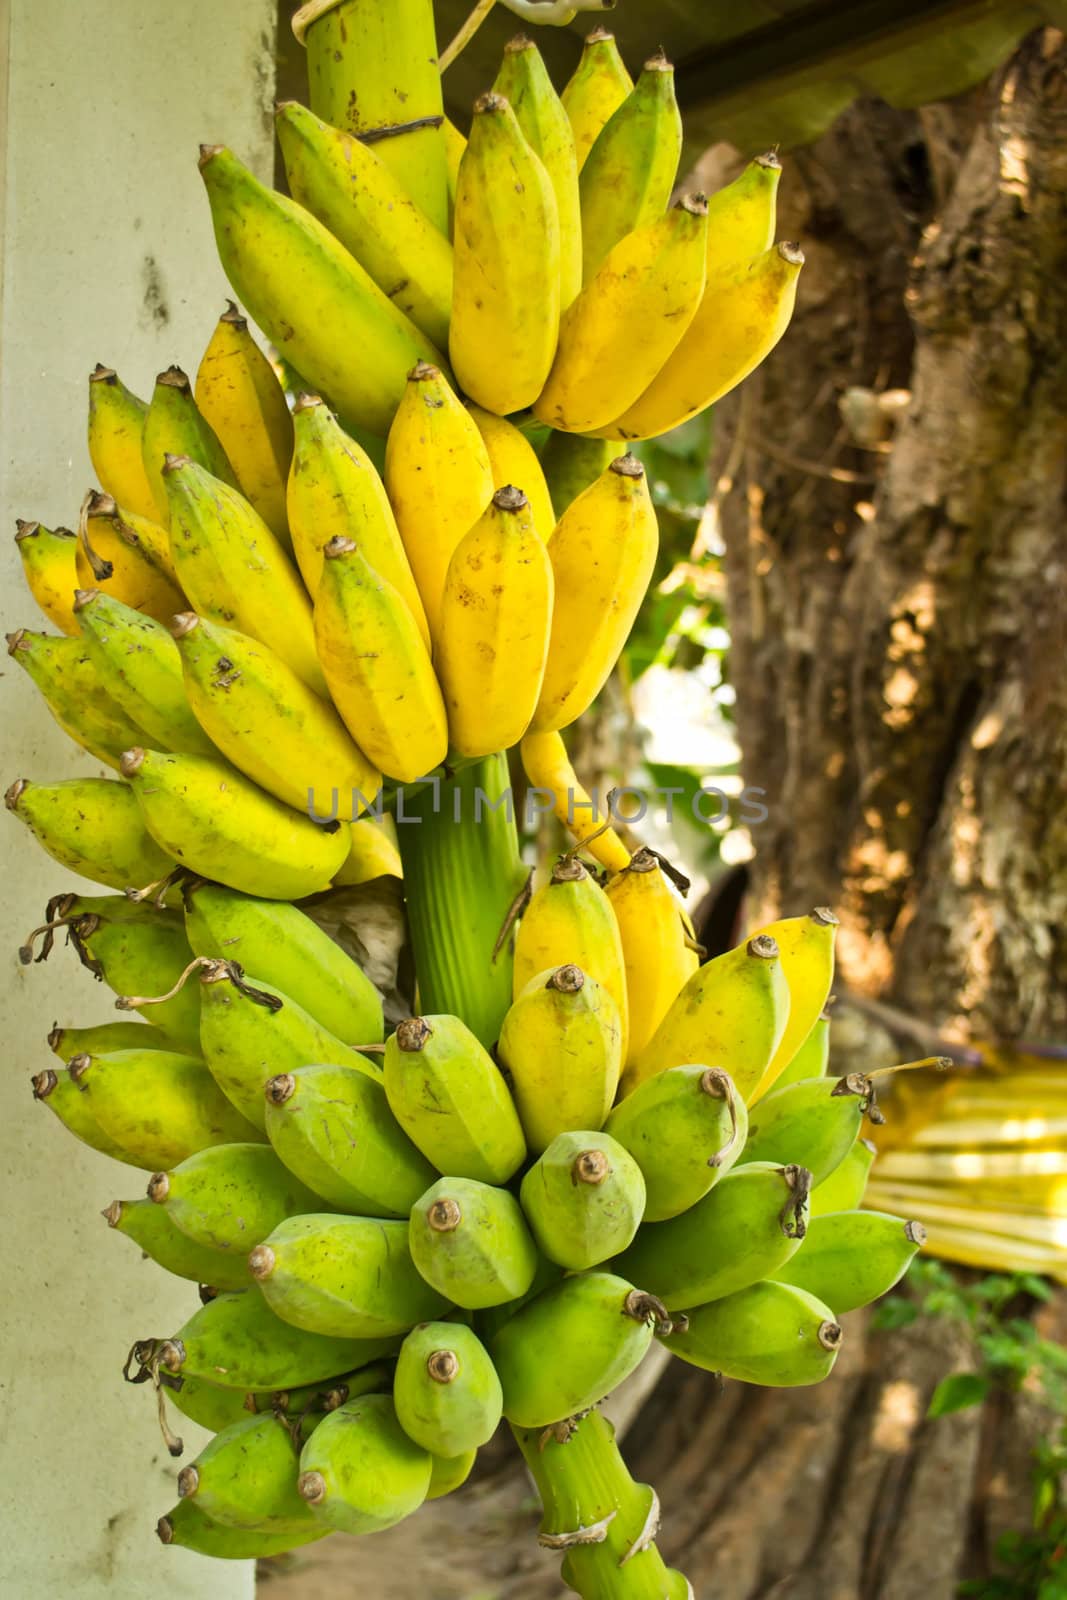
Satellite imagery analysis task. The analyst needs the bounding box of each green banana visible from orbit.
[604,1065,748,1222]
[538,433,616,517]
[48,1020,171,1062]
[161,452,324,696]
[383,1015,526,1184]
[490,1272,659,1428]
[164,1374,251,1434]
[560,26,633,172]
[249,1213,448,1339]
[408,1177,540,1311]
[276,101,453,350]
[157,1495,329,1558]
[394,1321,503,1456]
[264,1063,435,1217]
[31,1067,137,1164]
[199,144,442,437]
[4,776,174,892]
[770,1210,926,1312]
[120,747,350,902]
[578,52,682,284]
[152,1287,393,1392]
[247,1361,393,1417]
[197,959,376,1133]
[741,1075,868,1185]
[148,1142,323,1255]
[774,1003,832,1092]
[427,1448,477,1500]
[297,1393,432,1535]
[103,1197,251,1290]
[6,627,146,770]
[70,1050,262,1170]
[494,35,582,310]
[519,1131,645,1271]
[141,365,237,523]
[171,610,380,816]
[628,934,790,1102]
[472,1253,564,1345]
[177,1411,319,1533]
[61,908,200,1050]
[811,1136,875,1216]
[660,1280,843,1387]
[614,1161,812,1310]
[72,589,215,756]
[497,966,623,1155]
[182,881,382,1047]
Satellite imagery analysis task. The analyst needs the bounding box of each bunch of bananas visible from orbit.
[6,2,921,1590]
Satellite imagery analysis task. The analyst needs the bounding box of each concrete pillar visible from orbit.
[0,2,275,1594]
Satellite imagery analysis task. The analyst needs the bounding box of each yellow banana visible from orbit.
[77,491,186,624]
[333,813,403,886]
[560,27,633,173]
[494,34,582,310]
[141,365,237,524]
[199,144,442,439]
[466,406,556,543]
[194,302,294,547]
[449,92,560,418]
[578,51,681,284]
[513,854,628,1057]
[15,521,79,634]
[539,433,615,516]
[436,487,554,758]
[535,197,708,434]
[383,364,493,641]
[5,776,174,890]
[162,454,325,697]
[98,499,181,587]
[314,536,448,784]
[748,908,838,1103]
[519,730,631,873]
[605,241,805,442]
[87,364,158,523]
[172,611,380,816]
[120,747,350,900]
[276,101,453,352]
[442,118,467,201]
[6,628,146,769]
[530,454,658,733]
[606,849,698,1067]
[288,394,429,647]
[703,152,782,277]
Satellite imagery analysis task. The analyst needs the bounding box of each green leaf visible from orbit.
[927,1372,991,1418]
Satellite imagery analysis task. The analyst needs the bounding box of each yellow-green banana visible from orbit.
[497,964,622,1154]
[742,1074,869,1185]
[120,747,350,901]
[288,395,429,643]
[157,1497,328,1559]
[32,1066,138,1164]
[4,776,173,890]
[436,487,554,758]
[49,1020,171,1061]
[296,1393,432,1535]
[276,101,453,351]
[149,1142,323,1254]
[605,1064,748,1222]
[606,848,699,1068]
[775,1002,832,1092]
[320,812,403,885]
[520,1129,645,1270]
[77,491,186,623]
[199,144,442,438]
[605,241,805,441]
[162,453,325,696]
[73,590,216,757]
[165,1376,253,1436]
[703,152,781,277]
[467,406,557,543]
[87,364,158,523]
[15,521,80,635]
[384,363,493,641]
[449,93,560,417]
[177,1411,319,1534]
[103,1197,251,1289]
[578,52,681,284]
[811,1136,875,1215]
[494,34,582,310]
[519,730,631,872]
[171,611,380,817]
[538,432,615,516]
[194,302,294,546]
[627,933,790,1100]
[535,198,708,434]
[661,1280,842,1387]
[394,1323,503,1459]
[560,27,633,172]
[6,627,145,769]
[141,365,237,524]
[314,535,448,783]
[513,855,628,1054]
[771,1209,925,1312]
[408,1176,540,1311]
[58,904,200,1048]
[71,1049,262,1169]
[530,454,658,734]
[748,908,838,1102]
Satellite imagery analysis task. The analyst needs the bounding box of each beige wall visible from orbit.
[0,1,275,1593]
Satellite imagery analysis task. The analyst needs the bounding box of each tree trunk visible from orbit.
[258,30,1067,1600]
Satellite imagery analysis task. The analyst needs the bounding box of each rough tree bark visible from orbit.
[260,31,1067,1600]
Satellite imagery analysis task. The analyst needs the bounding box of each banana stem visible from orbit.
[511,1411,692,1598]
[439,0,497,73]
[396,753,525,1047]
